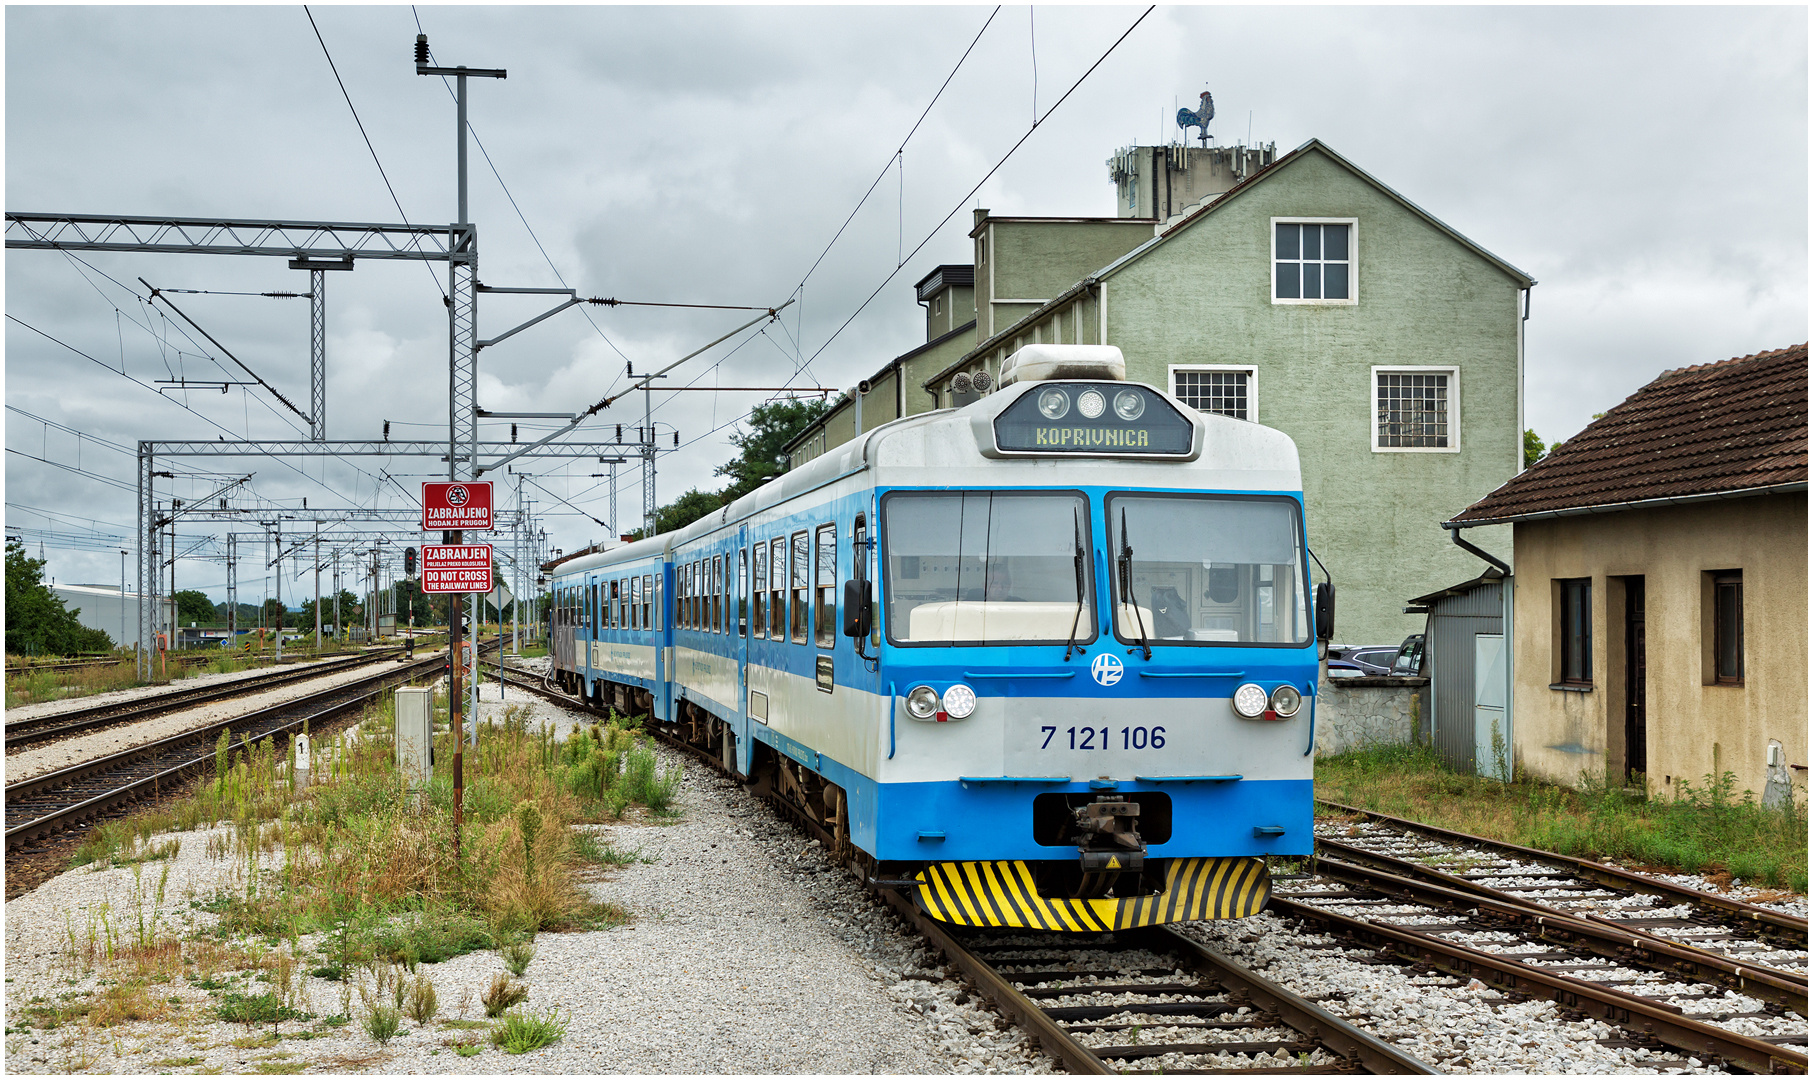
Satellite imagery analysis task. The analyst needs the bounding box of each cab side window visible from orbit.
[814,524,837,647]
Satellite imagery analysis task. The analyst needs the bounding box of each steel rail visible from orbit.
[5,650,400,749]
[1269,894,1808,1075]
[1319,800,1807,941]
[5,650,451,849]
[1310,849,1808,1014]
[875,887,1109,1073]
[1145,926,1438,1075]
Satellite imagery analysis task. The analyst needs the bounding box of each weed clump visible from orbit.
[499,937,536,977]
[491,1006,568,1054]
[480,973,529,1018]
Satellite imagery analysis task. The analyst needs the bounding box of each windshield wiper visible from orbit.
[1117,508,1152,660]
[1065,505,1087,661]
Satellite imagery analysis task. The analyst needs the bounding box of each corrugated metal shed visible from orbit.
[1407,572,1504,774]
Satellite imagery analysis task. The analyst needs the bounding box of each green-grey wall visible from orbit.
[1102,148,1520,644]
[979,219,1153,340]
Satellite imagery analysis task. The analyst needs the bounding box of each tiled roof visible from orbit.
[1451,344,1808,524]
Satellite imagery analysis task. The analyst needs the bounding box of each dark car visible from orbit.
[1389,633,1426,676]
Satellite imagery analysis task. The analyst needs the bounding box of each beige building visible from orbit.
[1448,345,1807,806]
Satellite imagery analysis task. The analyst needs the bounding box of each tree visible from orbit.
[1522,428,1546,469]
[657,488,727,534]
[715,398,832,501]
[5,539,114,655]
[173,589,217,626]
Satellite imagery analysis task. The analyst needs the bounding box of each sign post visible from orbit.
[423,482,493,860]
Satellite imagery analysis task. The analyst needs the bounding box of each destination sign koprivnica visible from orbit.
[993,382,1194,456]
[421,482,493,530]
[421,544,493,594]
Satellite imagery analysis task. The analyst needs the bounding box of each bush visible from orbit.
[403,975,438,1025]
[363,1004,401,1045]
[491,1006,567,1054]
[480,973,528,1018]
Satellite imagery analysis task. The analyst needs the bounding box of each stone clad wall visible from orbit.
[1314,675,1426,756]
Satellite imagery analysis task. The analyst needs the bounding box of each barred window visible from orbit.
[1374,368,1456,450]
[1173,368,1253,421]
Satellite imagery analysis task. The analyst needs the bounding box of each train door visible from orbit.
[736,525,750,715]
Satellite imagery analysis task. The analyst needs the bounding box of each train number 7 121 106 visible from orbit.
[1039,725,1166,751]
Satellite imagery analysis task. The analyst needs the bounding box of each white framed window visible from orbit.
[1272,217,1356,305]
[1170,364,1258,421]
[1372,366,1459,452]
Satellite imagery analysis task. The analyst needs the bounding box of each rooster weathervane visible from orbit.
[1176,90,1214,146]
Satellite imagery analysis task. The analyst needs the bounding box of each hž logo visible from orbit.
[445,484,470,507]
[1090,653,1124,687]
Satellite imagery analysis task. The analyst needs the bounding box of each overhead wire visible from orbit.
[304,5,449,304]
[798,5,1155,372]
[627,6,1154,507]
[411,7,636,402]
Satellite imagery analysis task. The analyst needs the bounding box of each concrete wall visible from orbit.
[1510,493,1807,803]
[976,218,1153,340]
[1314,675,1426,755]
[925,284,975,341]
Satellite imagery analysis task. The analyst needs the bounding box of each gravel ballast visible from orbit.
[2,681,1055,1074]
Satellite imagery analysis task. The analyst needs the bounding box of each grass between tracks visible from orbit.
[4,645,360,707]
[13,694,679,1052]
[1316,743,1807,892]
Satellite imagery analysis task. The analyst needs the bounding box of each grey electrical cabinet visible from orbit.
[396,686,434,787]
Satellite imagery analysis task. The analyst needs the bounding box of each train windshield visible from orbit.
[1108,494,1309,646]
[882,491,1096,646]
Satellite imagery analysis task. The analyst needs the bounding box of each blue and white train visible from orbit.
[549,345,1329,931]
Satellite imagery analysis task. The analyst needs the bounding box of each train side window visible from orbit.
[791,531,810,643]
[752,541,768,637]
[814,524,837,647]
[770,538,786,641]
[680,563,690,629]
[692,561,702,629]
[619,578,628,629]
[739,548,749,637]
[717,555,727,634]
[643,574,654,629]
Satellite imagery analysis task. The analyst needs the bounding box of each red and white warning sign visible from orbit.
[422,482,493,531]
[421,544,493,594]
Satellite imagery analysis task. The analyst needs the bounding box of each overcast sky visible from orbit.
[6,5,1805,611]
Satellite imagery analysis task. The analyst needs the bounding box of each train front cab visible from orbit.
[866,480,1320,932]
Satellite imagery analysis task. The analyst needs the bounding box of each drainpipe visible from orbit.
[1444,521,1514,781]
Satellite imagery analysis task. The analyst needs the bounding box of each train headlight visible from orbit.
[1231,682,1269,719]
[1113,389,1146,421]
[1270,684,1303,718]
[1037,387,1071,420]
[942,683,977,719]
[1078,389,1107,419]
[905,685,941,720]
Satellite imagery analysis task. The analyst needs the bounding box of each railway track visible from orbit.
[4,648,453,853]
[486,663,1432,1072]
[5,648,404,751]
[1316,802,1808,988]
[500,662,1813,1073]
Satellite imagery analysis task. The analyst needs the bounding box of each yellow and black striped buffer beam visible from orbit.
[913,857,1270,931]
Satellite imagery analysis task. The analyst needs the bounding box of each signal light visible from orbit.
[404,547,417,576]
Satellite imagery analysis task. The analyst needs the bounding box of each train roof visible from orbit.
[554,379,1300,579]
